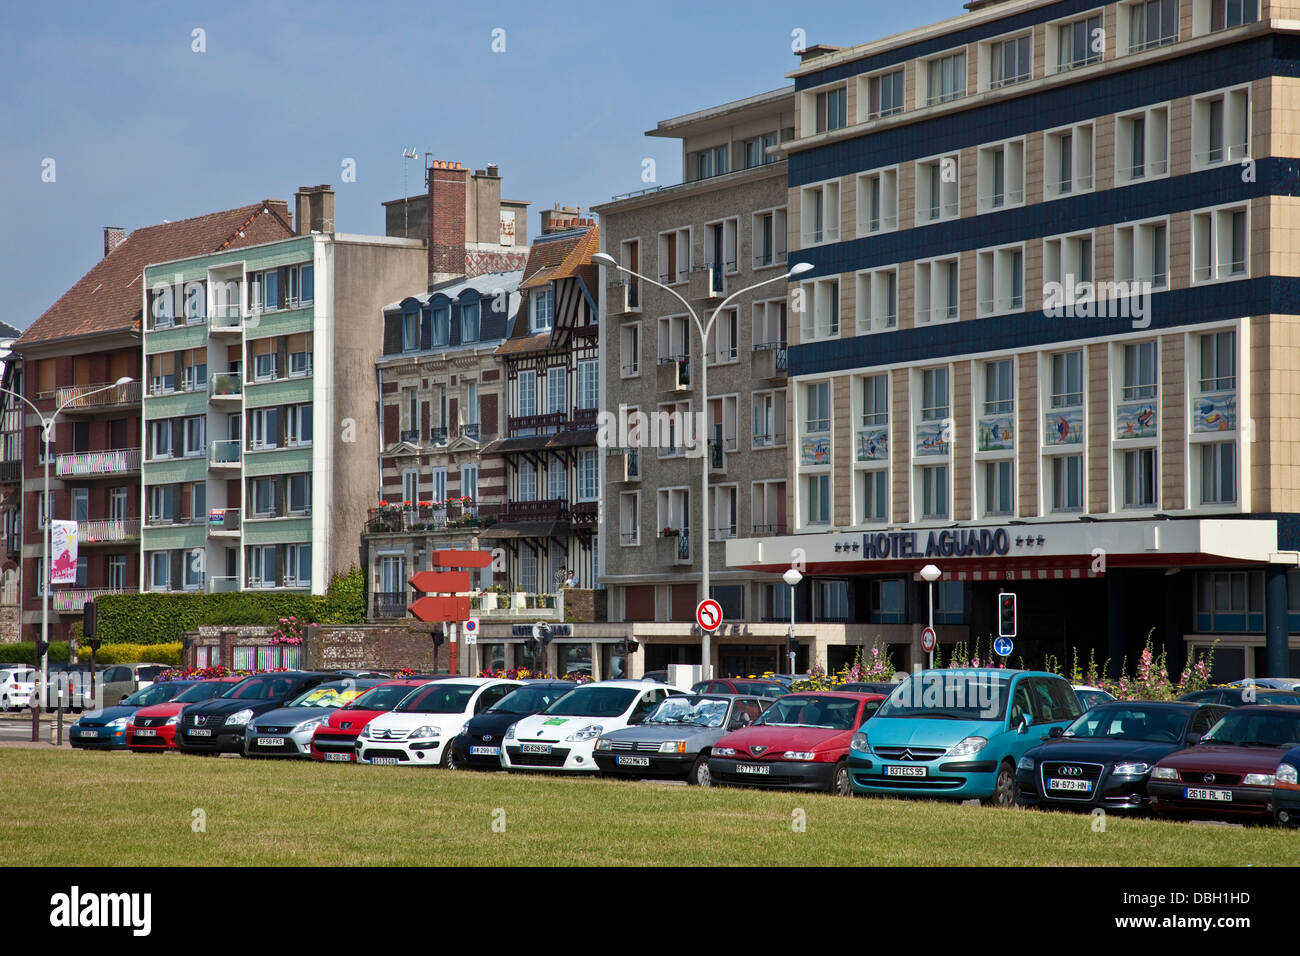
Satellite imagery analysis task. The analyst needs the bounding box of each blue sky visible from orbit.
[0,0,957,329]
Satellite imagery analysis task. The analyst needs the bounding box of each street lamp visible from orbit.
[0,376,133,738]
[783,567,802,676]
[594,252,814,678]
[920,563,941,670]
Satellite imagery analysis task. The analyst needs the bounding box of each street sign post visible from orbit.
[695,599,723,633]
[921,626,936,655]
[463,617,479,645]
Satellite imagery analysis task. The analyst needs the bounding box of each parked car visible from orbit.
[69,681,193,749]
[126,677,244,751]
[0,667,35,712]
[1016,701,1229,811]
[1179,687,1300,707]
[502,680,687,773]
[1230,677,1300,691]
[1072,684,1117,711]
[691,678,787,699]
[595,694,771,785]
[709,691,883,794]
[356,678,523,766]
[1148,705,1300,820]
[310,678,438,762]
[245,679,385,757]
[448,680,576,770]
[1273,743,1300,827]
[849,669,1083,806]
[98,663,171,707]
[176,671,342,755]
[840,682,901,695]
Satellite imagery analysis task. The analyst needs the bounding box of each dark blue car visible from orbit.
[69,681,192,749]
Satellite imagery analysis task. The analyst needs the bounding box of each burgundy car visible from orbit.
[1148,705,1300,820]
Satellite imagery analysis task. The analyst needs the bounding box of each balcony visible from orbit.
[210,304,243,334]
[571,500,599,525]
[507,412,566,436]
[372,592,409,619]
[656,357,690,392]
[79,518,141,545]
[607,447,639,482]
[0,460,19,484]
[399,429,420,443]
[459,423,481,441]
[607,279,639,315]
[52,588,127,614]
[570,407,598,430]
[498,498,567,524]
[210,372,241,400]
[689,265,724,301]
[751,522,787,536]
[209,440,241,467]
[430,426,449,445]
[365,501,480,534]
[56,447,141,479]
[55,380,142,413]
[656,530,691,566]
[208,508,241,535]
[206,576,239,593]
[752,342,789,380]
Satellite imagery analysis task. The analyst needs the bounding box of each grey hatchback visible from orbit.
[592,694,771,786]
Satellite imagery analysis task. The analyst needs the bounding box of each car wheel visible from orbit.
[1276,808,1300,829]
[830,760,851,796]
[688,754,711,787]
[0,696,9,713]
[440,744,457,770]
[984,761,1018,808]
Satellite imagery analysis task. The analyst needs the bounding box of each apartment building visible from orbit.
[727,0,1300,681]
[12,204,297,642]
[0,328,26,642]
[139,186,424,597]
[594,88,799,678]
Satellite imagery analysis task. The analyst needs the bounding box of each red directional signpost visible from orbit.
[410,550,493,673]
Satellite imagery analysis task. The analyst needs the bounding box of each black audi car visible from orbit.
[176,671,341,755]
[1179,687,1300,707]
[448,680,575,770]
[1016,700,1229,811]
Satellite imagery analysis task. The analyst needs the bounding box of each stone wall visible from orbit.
[561,588,606,623]
[305,623,451,673]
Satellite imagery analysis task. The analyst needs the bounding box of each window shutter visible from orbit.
[277,338,289,379]
[277,267,289,309]
[420,401,430,441]
[449,398,458,429]
[171,550,183,589]
[383,313,402,355]
[272,546,283,587]
[420,308,433,351]
[275,478,286,519]
[481,394,498,437]
[384,403,399,444]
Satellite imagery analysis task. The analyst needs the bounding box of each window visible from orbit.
[1123,448,1158,507]
[800,182,840,245]
[752,300,787,349]
[815,86,847,132]
[1193,87,1249,167]
[286,545,311,587]
[515,369,536,418]
[856,268,898,333]
[657,487,690,534]
[530,288,553,332]
[182,416,205,457]
[989,34,1032,88]
[546,367,566,415]
[288,333,312,377]
[743,133,776,168]
[920,464,950,519]
[148,354,176,395]
[983,460,1014,516]
[805,382,831,433]
[870,579,906,624]
[250,407,278,450]
[150,552,170,591]
[1056,14,1103,71]
[430,305,450,347]
[1122,341,1158,400]
[620,323,640,377]
[1200,330,1236,391]
[858,469,889,522]
[578,450,598,501]
[518,460,537,501]
[295,263,313,305]
[150,420,172,460]
[252,341,278,382]
[431,467,447,502]
[1051,350,1084,408]
[1117,107,1169,182]
[984,360,1014,415]
[251,478,276,517]
[977,245,1025,315]
[858,168,899,234]
[461,299,481,343]
[865,69,905,119]
[978,141,1025,210]
[402,468,418,504]
[1192,205,1248,282]
[817,581,849,620]
[1207,0,1258,30]
[402,309,419,351]
[1051,454,1084,511]
[107,554,126,590]
[71,488,88,524]
[709,308,739,363]
[577,359,598,409]
[1200,441,1237,504]
[914,257,959,324]
[926,50,967,105]
[288,474,311,515]
[800,278,839,340]
[1115,219,1168,288]
[805,474,831,526]
[1045,123,1095,198]
[709,485,738,539]
[916,155,959,222]
[181,349,207,392]
[183,549,204,591]
[461,464,478,501]
[148,486,175,524]
[695,144,728,180]
[658,228,691,283]
[619,492,640,546]
[1127,0,1179,52]
[248,545,277,588]
[921,367,950,421]
[1043,232,1094,306]
[705,217,738,278]
[752,208,787,267]
[752,389,787,447]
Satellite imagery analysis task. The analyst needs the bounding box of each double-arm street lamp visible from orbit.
[593,252,813,678]
[0,377,134,737]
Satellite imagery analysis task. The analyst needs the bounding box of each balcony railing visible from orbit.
[208,508,241,534]
[210,440,241,465]
[400,429,420,443]
[366,501,480,534]
[656,529,691,565]
[210,372,241,398]
[571,407,598,429]
[430,426,449,445]
[752,522,787,536]
[459,423,481,441]
[52,588,128,613]
[80,518,141,544]
[55,381,141,411]
[372,592,409,619]
[498,498,567,524]
[55,448,141,478]
[507,412,566,435]
[206,576,239,593]
[210,305,243,331]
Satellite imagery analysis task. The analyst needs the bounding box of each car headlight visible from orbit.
[1112,762,1152,776]
[359,724,372,739]
[595,739,612,751]
[1151,766,1179,780]
[295,717,327,734]
[1277,762,1299,786]
[505,723,517,740]
[1243,773,1276,786]
[782,751,816,760]
[225,709,254,726]
[457,723,469,737]
[566,724,603,742]
[659,741,687,754]
[165,715,180,726]
[409,725,441,740]
[715,747,736,757]
[944,736,988,758]
[107,717,128,729]
[850,732,869,753]
[1017,755,1035,771]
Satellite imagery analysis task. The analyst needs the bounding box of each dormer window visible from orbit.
[531,287,553,332]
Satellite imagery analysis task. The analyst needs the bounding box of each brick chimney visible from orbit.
[540,204,584,235]
[427,160,468,285]
[103,226,126,257]
[294,185,335,235]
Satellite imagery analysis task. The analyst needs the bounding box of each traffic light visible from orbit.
[998,592,1017,639]
[36,638,49,661]
[83,599,97,639]
[617,638,640,656]
[88,638,102,653]
[431,627,445,648]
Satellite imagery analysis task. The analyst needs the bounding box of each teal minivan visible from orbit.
[848,668,1082,805]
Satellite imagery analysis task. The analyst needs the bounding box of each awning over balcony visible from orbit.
[479,521,569,540]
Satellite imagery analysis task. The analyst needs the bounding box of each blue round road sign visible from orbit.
[994,636,1014,658]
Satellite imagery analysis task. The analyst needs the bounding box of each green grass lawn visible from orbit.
[0,749,1294,866]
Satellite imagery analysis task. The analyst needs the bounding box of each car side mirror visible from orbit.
[1049,726,1064,738]
[1016,715,1030,734]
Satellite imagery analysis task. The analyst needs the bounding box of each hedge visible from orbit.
[0,642,72,666]
[0,642,184,666]
[94,568,366,646]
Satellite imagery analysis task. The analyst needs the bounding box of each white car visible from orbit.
[355,678,522,767]
[502,680,687,773]
[0,668,35,711]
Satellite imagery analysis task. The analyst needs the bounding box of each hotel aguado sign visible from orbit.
[837,527,1024,560]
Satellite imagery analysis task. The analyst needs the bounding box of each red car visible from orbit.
[691,678,787,699]
[126,677,244,751]
[707,691,884,795]
[310,679,435,762]
[1148,705,1300,820]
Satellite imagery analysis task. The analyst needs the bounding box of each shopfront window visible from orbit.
[601,642,628,681]
[556,642,593,679]
[1195,570,1264,632]
[871,578,907,624]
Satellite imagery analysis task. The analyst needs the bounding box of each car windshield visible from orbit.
[1063,706,1188,743]
[543,686,639,718]
[1203,710,1300,748]
[137,666,167,682]
[222,676,300,700]
[3,670,34,683]
[488,685,569,715]
[875,671,1012,721]
[348,684,420,712]
[122,682,187,707]
[755,695,860,730]
[646,696,729,727]
[174,681,231,703]
[397,683,477,714]
[733,682,785,698]
[287,682,364,708]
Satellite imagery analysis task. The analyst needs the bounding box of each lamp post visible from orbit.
[0,376,134,739]
[783,567,802,676]
[920,563,941,670]
[594,252,813,679]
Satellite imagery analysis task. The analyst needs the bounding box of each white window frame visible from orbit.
[915,153,960,224]
[1191,202,1249,284]
[1044,121,1096,200]
[856,166,899,236]
[913,256,960,325]
[799,180,841,247]
[977,138,1026,213]
[1115,104,1171,185]
[855,267,898,334]
[620,322,641,378]
[976,243,1026,316]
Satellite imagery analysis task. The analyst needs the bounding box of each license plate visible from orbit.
[887,765,926,777]
[370,756,398,765]
[324,752,350,762]
[1185,787,1232,802]
[1049,778,1092,792]
[617,755,650,767]
[188,728,211,737]
[471,746,500,756]
[79,730,100,737]
[737,763,771,775]
[257,737,285,747]
[521,743,552,755]
[135,729,157,737]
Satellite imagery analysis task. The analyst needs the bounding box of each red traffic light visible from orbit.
[998,593,1017,638]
